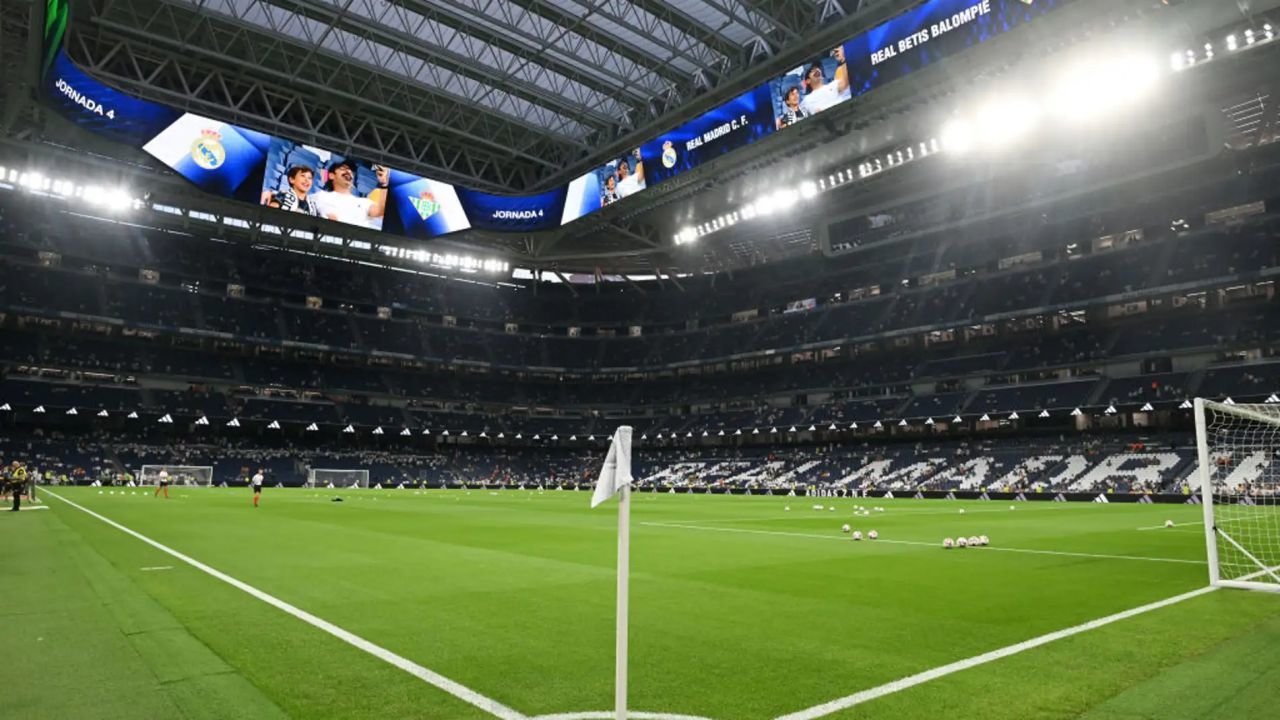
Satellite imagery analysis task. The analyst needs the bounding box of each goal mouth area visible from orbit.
[1195,398,1280,593]
[306,469,370,489]
[139,465,215,486]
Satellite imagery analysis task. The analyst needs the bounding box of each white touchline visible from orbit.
[771,584,1217,720]
[140,566,174,571]
[43,489,527,720]
[641,522,1205,565]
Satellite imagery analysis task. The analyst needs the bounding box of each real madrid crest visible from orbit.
[190,128,226,170]
[661,141,677,169]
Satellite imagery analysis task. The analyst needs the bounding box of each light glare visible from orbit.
[940,118,974,154]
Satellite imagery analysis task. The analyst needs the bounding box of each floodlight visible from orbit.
[1048,54,1160,123]
[973,96,1039,148]
[772,188,799,210]
[940,118,974,154]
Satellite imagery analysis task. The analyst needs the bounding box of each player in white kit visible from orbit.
[252,468,264,507]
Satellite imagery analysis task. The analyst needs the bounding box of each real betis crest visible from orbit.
[410,192,441,220]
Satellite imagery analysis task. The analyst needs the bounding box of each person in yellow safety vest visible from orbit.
[6,461,29,511]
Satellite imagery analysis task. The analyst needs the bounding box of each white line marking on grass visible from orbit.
[642,522,1205,565]
[771,584,1216,720]
[1137,520,1203,531]
[43,489,527,720]
[139,566,173,571]
[524,707,716,712]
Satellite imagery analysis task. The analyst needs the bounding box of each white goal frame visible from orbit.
[307,468,370,489]
[1195,398,1280,593]
[140,465,215,487]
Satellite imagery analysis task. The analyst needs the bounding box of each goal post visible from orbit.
[1195,398,1280,593]
[307,468,370,489]
[140,465,214,487]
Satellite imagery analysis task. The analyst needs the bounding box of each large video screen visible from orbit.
[842,0,1061,98]
[41,0,1067,237]
[641,87,775,185]
[768,46,852,131]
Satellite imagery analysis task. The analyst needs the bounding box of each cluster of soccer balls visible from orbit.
[943,535,989,548]
[840,524,878,541]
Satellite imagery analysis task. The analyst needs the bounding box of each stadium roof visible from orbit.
[59,0,871,193]
[3,0,1277,276]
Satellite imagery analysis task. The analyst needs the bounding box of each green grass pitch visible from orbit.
[5,486,1280,719]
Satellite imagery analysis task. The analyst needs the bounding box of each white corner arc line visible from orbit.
[524,707,716,712]
[641,522,1205,565]
[772,584,1217,720]
[43,489,526,720]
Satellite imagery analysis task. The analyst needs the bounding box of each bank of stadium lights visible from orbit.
[675,139,940,245]
[1172,23,1275,71]
[0,166,139,212]
[378,246,509,274]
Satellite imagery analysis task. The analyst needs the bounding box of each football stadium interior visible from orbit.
[3,0,1280,717]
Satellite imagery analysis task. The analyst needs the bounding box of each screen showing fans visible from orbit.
[40,0,1067,236]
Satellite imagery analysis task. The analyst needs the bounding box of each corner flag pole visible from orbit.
[615,478,630,720]
[591,426,633,720]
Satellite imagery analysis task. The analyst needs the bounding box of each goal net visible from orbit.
[140,465,214,487]
[1195,399,1280,592]
[307,468,370,489]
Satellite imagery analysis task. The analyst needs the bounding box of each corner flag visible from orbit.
[592,426,633,508]
[591,425,634,720]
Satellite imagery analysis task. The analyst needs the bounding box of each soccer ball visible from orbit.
[959,508,966,514]
[943,538,954,549]
[978,535,990,546]
[968,536,980,546]
[868,530,879,540]
[852,531,863,541]
[785,506,791,511]
[957,537,969,548]
[829,507,835,512]
[1010,505,1016,510]
[841,524,851,533]
[1165,519,1175,528]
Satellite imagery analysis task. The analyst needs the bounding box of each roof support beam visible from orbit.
[118,0,595,148]
[272,0,633,132]
[626,0,746,66]
[399,0,665,103]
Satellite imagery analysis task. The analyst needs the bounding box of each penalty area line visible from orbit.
[42,489,527,720]
[773,584,1217,720]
